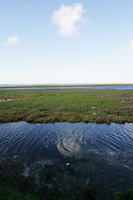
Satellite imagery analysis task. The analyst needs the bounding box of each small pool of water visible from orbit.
[0,99,12,102]
[0,122,133,199]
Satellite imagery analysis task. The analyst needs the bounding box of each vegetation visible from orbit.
[1,185,133,200]
[0,89,133,123]
[0,186,39,200]
[0,156,133,200]
[115,188,133,200]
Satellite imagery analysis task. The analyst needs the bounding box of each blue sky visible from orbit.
[0,0,133,84]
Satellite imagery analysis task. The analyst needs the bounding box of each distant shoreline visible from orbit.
[0,83,133,88]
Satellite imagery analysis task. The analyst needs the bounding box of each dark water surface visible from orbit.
[0,84,133,90]
[0,122,133,199]
[0,122,133,159]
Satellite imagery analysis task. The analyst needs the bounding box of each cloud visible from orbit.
[130,40,133,51]
[5,36,21,46]
[118,40,133,54]
[52,3,84,36]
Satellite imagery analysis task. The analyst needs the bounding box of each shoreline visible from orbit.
[0,119,132,124]
[0,83,133,88]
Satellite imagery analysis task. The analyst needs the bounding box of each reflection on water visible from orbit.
[57,136,83,157]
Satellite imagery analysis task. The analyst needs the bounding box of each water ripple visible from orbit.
[0,122,133,161]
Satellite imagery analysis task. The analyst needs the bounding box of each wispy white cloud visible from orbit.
[5,36,21,46]
[130,40,133,51]
[118,40,133,54]
[52,3,84,36]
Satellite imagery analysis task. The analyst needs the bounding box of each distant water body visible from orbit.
[0,84,133,90]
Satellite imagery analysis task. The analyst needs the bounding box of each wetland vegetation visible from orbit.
[0,89,133,123]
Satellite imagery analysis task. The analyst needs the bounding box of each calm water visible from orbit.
[0,84,133,90]
[1,122,133,199]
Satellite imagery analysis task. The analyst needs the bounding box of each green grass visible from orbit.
[1,185,133,200]
[115,188,133,200]
[0,186,39,200]
[0,185,95,200]
[0,89,133,123]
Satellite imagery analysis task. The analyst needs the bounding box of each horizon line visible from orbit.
[0,83,133,87]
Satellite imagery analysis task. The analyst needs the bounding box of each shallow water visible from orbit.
[1,122,133,199]
[0,84,133,90]
[0,122,133,160]
[0,99,12,102]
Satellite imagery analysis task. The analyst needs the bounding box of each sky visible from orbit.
[0,0,133,84]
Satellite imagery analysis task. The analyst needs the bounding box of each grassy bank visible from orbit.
[0,89,133,123]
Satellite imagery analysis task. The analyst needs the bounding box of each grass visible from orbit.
[0,186,94,200]
[0,89,133,123]
[0,185,133,200]
[0,186,39,200]
[115,188,133,200]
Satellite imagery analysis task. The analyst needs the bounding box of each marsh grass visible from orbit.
[0,89,133,123]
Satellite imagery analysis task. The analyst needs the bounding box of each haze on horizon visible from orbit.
[0,0,133,85]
